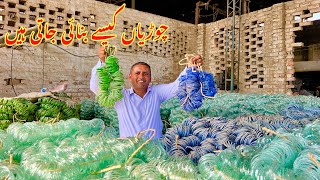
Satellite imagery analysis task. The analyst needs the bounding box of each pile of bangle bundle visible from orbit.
[96,45,125,108]
[177,54,217,111]
[161,103,320,164]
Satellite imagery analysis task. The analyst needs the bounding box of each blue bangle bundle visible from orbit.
[177,67,217,111]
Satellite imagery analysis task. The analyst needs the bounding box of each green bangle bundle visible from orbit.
[97,49,124,108]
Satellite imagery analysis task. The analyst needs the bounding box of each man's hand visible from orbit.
[98,46,106,63]
[188,54,203,67]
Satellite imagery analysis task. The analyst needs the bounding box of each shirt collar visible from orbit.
[129,86,152,95]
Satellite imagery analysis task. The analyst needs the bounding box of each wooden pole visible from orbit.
[195,1,200,25]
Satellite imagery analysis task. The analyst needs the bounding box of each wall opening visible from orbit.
[293,72,320,96]
[293,18,320,96]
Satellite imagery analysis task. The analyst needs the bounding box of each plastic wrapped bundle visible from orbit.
[164,93,320,129]
[80,99,95,120]
[198,153,228,179]
[0,98,14,129]
[251,133,308,178]
[103,167,130,179]
[242,115,297,131]
[237,145,261,171]
[160,108,171,122]
[190,104,210,119]
[291,95,320,109]
[202,93,311,119]
[280,104,320,124]
[134,140,168,163]
[21,135,117,179]
[18,126,123,179]
[160,108,172,133]
[161,97,180,109]
[36,97,80,123]
[293,145,320,180]
[130,161,163,179]
[19,129,168,179]
[302,120,320,144]
[36,97,64,116]
[148,156,199,179]
[198,150,254,180]
[6,118,105,145]
[104,108,118,128]
[163,108,320,164]
[168,108,193,126]
[5,119,105,162]
[102,141,168,179]
[94,102,108,120]
[60,103,80,120]
[0,120,11,130]
[161,97,183,132]
[0,161,29,179]
[12,98,38,122]
[163,117,240,163]
[94,102,119,129]
[0,130,17,161]
[0,98,14,121]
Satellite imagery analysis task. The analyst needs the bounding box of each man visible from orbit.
[90,46,203,138]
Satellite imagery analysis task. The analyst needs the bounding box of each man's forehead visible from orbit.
[131,65,150,72]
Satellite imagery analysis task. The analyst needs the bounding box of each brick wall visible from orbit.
[199,0,320,95]
[284,0,320,93]
[1,0,320,100]
[0,0,197,100]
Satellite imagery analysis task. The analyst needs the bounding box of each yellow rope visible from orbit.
[179,54,195,66]
[13,113,26,123]
[273,173,285,180]
[213,166,234,180]
[200,82,215,99]
[94,129,156,174]
[125,129,156,166]
[181,96,189,107]
[262,127,288,140]
[175,135,179,148]
[308,153,320,168]
[98,124,106,137]
[179,54,215,100]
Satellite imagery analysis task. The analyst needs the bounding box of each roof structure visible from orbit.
[96,0,292,24]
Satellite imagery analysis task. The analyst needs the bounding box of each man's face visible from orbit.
[128,64,151,91]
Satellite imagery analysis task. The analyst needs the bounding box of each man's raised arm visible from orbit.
[90,46,106,95]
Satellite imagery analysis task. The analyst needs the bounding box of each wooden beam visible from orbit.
[198,1,227,16]
[195,1,200,25]
[294,61,320,72]
[242,0,247,14]
[195,0,227,25]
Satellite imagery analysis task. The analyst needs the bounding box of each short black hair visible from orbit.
[130,62,151,73]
